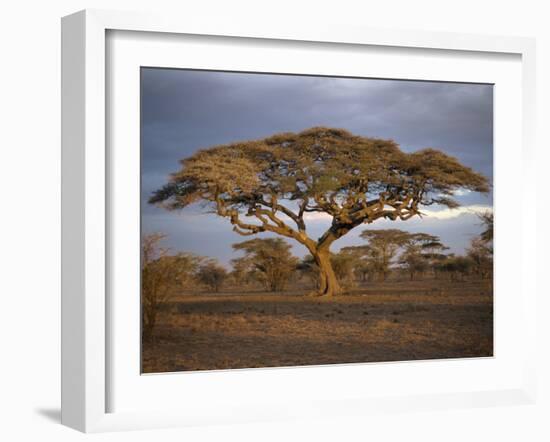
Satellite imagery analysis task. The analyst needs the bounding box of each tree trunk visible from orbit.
[312,250,342,296]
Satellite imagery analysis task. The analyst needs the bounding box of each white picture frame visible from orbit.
[61,9,538,433]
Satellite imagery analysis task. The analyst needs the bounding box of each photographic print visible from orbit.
[141,69,493,373]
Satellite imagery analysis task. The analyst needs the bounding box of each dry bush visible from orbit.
[141,233,200,340]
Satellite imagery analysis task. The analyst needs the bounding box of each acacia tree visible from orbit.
[340,246,376,282]
[478,211,494,244]
[197,260,228,292]
[356,229,413,281]
[229,257,255,287]
[465,210,494,279]
[342,229,409,281]
[232,238,298,292]
[436,255,474,281]
[467,238,493,279]
[398,233,448,280]
[150,127,489,296]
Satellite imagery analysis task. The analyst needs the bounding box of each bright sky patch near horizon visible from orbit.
[141,68,493,266]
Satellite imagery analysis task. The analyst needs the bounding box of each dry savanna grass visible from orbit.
[141,279,493,373]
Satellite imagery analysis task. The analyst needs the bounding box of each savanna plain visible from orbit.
[142,278,492,373]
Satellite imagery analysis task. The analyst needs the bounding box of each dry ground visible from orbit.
[142,279,493,373]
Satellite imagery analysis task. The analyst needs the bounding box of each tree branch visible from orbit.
[215,194,314,246]
[257,196,306,232]
[316,193,419,250]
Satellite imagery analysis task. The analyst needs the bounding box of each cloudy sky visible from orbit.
[141,68,493,266]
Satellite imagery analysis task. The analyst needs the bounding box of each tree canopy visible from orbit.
[151,127,489,296]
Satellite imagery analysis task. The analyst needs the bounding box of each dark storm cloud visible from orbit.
[141,68,493,263]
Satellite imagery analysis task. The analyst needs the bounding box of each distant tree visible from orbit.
[354,260,377,282]
[197,260,228,292]
[399,247,430,280]
[330,252,358,289]
[142,233,166,267]
[436,255,474,281]
[399,233,448,280]
[151,127,489,296]
[232,238,299,292]
[340,246,375,282]
[229,257,255,287]
[430,252,452,279]
[141,233,200,340]
[478,211,494,244]
[462,210,494,280]
[467,237,493,279]
[356,229,413,281]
